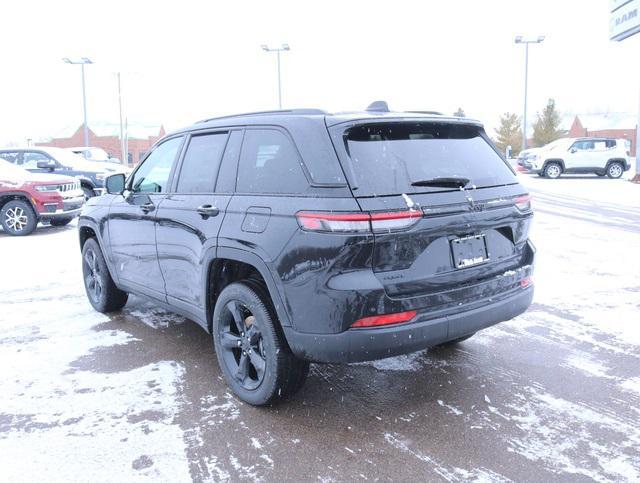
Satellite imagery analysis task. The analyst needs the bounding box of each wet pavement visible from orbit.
[1,175,639,482]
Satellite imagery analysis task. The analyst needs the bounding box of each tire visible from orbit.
[82,186,95,199]
[0,199,38,236]
[543,162,562,179]
[49,217,73,227]
[82,238,128,312]
[212,281,309,406]
[606,162,624,179]
[437,333,475,347]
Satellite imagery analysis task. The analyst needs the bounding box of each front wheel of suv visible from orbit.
[212,282,309,406]
[82,238,128,312]
[82,186,95,200]
[543,162,562,179]
[0,199,38,236]
[606,162,624,179]
[50,217,73,227]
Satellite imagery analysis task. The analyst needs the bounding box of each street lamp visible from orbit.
[63,57,93,147]
[261,43,290,109]
[514,36,544,151]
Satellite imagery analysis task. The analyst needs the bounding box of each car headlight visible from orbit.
[34,185,59,192]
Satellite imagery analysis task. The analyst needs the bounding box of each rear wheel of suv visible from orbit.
[606,162,624,179]
[0,199,37,236]
[50,217,73,227]
[543,162,562,179]
[212,282,309,406]
[82,238,128,312]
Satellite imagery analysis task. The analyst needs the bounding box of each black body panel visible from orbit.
[78,109,535,363]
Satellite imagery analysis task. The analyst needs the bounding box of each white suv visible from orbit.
[523,138,631,179]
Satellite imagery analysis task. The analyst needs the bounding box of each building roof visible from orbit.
[569,112,637,131]
[49,122,164,141]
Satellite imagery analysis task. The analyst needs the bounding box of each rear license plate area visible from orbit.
[451,234,489,269]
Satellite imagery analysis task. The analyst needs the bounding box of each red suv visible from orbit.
[0,159,85,236]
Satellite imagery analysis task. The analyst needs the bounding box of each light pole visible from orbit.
[514,36,544,151]
[63,57,93,147]
[261,43,290,109]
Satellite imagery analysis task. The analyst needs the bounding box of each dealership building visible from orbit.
[37,122,165,166]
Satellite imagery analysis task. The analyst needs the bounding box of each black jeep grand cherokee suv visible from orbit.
[78,104,535,405]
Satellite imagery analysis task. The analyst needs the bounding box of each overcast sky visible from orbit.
[1,0,638,145]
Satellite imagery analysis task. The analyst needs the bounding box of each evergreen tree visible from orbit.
[453,107,465,117]
[532,98,562,147]
[495,112,522,156]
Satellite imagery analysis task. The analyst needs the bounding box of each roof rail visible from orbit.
[197,108,326,124]
[405,110,444,116]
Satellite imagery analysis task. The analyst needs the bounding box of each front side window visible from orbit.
[572,141,594,151]
[22,152,51,169]
[130,137,182,193]
[237,129,308,194]
[176,133,228,193]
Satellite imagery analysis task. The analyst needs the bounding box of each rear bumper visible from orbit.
[284,285,534,363]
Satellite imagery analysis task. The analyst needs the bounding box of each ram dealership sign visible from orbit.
[610,0,640,41]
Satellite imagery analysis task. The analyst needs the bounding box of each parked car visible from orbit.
[516,148,540,171]
[68,146,132,175]
[0,147,107,199]
[0,159,84,235]
[78,104,535,405]
[521,137,631,178]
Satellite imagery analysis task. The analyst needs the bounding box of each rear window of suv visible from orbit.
[339,122,516,196]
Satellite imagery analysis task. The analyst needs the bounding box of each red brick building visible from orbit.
[38,122,165,166]
[567,114,637,156]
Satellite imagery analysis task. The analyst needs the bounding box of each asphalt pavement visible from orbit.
[1,175,639,482]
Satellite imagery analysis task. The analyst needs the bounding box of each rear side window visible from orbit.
[341,122,516,196]
[237,129,308,194]
[0,151,21,165]
[176,133,228,193]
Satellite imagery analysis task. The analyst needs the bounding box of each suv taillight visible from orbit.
[296,210,422,233]
[514,194,532,212]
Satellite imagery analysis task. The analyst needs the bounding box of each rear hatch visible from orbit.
[328,119,533,298]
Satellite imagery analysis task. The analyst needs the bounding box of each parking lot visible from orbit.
[1,174,639,482]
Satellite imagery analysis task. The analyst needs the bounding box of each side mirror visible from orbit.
[105,173,126,195]
[570,148,577,153]
[37,160,56,170]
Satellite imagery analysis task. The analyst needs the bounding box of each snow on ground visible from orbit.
[0,174,639,481]
[0,228,191,481]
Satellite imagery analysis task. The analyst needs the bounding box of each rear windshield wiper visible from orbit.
[410,177,471,188]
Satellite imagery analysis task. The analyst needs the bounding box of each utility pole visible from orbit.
[117,73,126,165]
[261,44,290,109]
[514,36,545,151]
[63,57,93,147]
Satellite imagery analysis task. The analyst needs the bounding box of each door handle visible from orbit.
[197,204,219,218]
[140,202,155,213]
